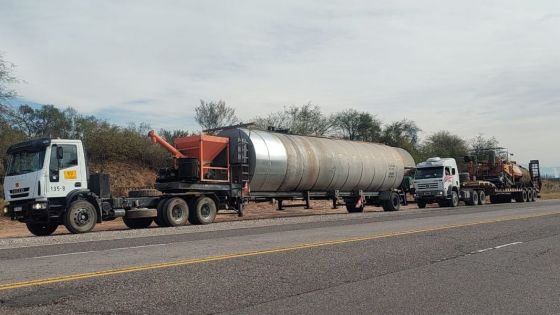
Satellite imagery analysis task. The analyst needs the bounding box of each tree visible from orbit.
[194,100,239,131]
[421,131,468,168]
[253,103,331,136]
[469,134,499,156]
[0,54,17,101]
[382,119,421,147]
[331,109,382,142]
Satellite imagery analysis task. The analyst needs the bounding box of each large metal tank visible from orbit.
[219,128,415,192]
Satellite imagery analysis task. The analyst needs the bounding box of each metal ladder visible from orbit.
[529,160,542,190]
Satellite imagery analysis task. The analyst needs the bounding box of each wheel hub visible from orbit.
[74,208,90,226]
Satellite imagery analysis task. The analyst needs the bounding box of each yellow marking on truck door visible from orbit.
[64,170,77,180]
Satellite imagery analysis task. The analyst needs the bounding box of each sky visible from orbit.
[0,0,559,167]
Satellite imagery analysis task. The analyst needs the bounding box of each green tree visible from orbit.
[331,109,382,142]
[382,119,421,146]
[254,103,331,136]
[195,100,239,131]
[421,131,468,168]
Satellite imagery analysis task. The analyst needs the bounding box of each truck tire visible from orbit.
[466,190,478,206]
[128,189,161,198]
[382,192,400,212]
[345,198,364,213]
[64,200,97,234]
[522,189,529,202]
[155,199,169,227]
[123,217,154,229]
[478,191,486,205]
[531,189,537,202]
[161,197,189,227]
[449,191,459,207]
[513,189,527,202]
[417,200,427,209]
[26,222,58,236]
[524,188,531,202]
[188,196,217,225]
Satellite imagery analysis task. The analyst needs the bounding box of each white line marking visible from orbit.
[470,241,523,255]
[30,243,168,259]
[494,242,523,249]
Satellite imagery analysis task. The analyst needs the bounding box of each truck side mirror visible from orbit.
[56,146,64,160]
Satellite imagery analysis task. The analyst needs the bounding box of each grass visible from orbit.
[540,179,560,200]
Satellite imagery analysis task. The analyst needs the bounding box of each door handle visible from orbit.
[75,182,82,187]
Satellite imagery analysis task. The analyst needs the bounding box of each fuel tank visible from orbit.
[219,128,415,192]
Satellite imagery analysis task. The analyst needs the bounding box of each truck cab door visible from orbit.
[48,144,86,197]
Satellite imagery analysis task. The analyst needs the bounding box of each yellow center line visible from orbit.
[1,211,559,292]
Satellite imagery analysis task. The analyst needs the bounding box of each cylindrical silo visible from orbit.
[219,128,415,193]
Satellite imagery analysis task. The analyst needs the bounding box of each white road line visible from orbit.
[494,242,523,249]
[471,241,523,255]
[30,243,169,259]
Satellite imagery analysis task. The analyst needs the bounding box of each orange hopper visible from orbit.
[148,130,230,182]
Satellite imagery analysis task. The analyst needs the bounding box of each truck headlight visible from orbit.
[438,191,443,195]
[32,203,47,210]
[2,207,8,215]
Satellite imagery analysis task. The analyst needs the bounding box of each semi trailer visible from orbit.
[414,150,541,208]
[2,127,415,236]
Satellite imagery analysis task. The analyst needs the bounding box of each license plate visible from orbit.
[423,192,432,196]
[14,206,22,212]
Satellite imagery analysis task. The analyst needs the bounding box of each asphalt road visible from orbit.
[1,200,560,314]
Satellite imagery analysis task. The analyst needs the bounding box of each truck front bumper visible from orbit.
[5,200,52,223]
[415,190,447,202]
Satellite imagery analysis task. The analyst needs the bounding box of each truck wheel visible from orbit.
[64,200,97,234]
[123,217,154,229]
[189,196,217,225]
[345,198,364,213]
[524,189,531,202]
[382,192,400,212]
[155,199,168,227]
[531,189,537,202]
[467,190,478,206]
[417,200,427,209]
[522,189,529,202]
[26,222,58,236]
[161,197,189,227]
[478,191,486,205]
[449,191,459,207]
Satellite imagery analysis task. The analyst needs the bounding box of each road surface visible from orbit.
[1,200,560,314]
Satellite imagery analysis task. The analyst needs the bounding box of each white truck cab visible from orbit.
[414,157,460,208]
[2,138,97,235]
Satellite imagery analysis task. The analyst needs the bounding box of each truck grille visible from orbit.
[417,183,438,190]
[9,187,30,199]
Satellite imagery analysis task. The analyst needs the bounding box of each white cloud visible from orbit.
[1,0,559,165]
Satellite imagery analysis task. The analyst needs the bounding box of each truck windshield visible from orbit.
[415,167,443,179]
[6,150,46,176]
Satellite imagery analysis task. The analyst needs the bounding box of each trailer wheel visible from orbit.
[449,191,459,207]
[345,198,364,213]
[531,189,537,202]
[382,192,400,212]
[478,191,486,205]
[189,196,217,225]
[466,190,478,206]
[161,198,189,227]
[64,200,97,234]
[155,199,168,227]
[123,217,154,229]
[417,200,427,209]
[26,222,58,236]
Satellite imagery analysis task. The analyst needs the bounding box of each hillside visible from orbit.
[88,161,157,197]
